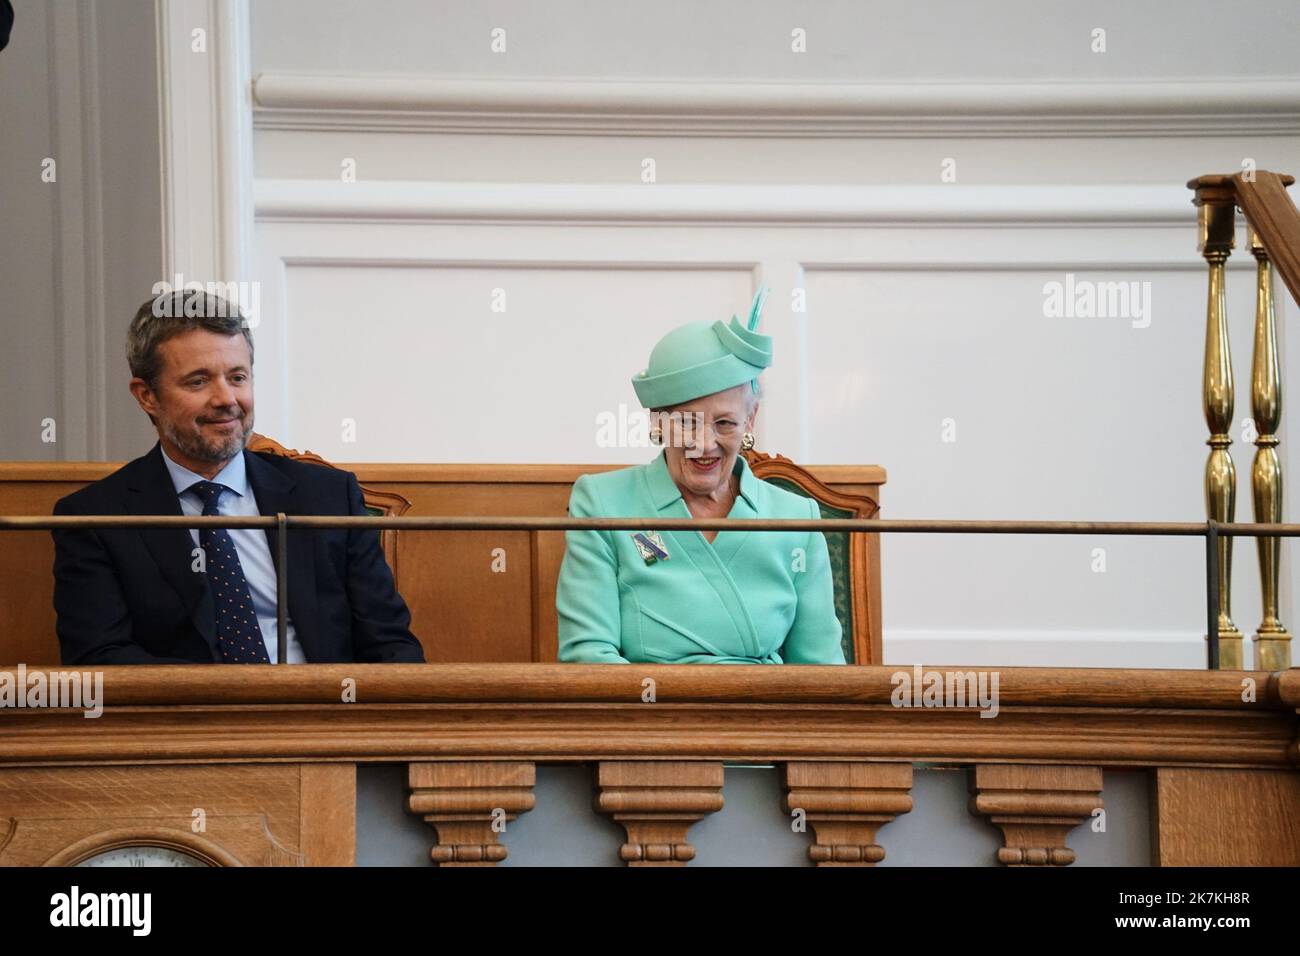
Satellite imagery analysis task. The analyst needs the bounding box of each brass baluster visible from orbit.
[1192,183,1243,668]
[1247,226,1292,669]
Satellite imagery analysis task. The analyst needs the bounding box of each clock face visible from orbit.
[76,846,211,868]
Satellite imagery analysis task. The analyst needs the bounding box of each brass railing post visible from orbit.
[1247,226,1292,669]
[1190,176,1243,668]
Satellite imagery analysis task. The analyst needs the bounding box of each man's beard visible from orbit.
[161,409,253,464]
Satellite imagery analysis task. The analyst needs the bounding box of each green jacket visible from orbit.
[556,451,845,665]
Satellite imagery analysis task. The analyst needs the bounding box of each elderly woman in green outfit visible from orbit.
[556,290,845,665]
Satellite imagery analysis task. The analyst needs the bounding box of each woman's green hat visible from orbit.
[632,288,773,408]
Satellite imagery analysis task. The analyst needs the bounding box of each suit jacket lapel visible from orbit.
[125,443,217,655]
[245,450,320,658]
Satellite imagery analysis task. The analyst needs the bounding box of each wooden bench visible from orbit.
[0,438,885,665]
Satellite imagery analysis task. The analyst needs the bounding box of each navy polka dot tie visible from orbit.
[188,480,270,664]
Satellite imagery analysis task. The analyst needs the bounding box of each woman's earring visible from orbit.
[649,427,663,445]
[740,432,755,451]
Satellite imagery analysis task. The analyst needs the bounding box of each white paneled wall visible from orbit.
[242,0,1300,667]
[0,0,163,462]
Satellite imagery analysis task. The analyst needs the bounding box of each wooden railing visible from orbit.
[1,664,1297,866]
[1188,170,1298,670]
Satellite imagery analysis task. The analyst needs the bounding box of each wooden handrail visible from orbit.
[1,664,1296,769]
[1232,171,1300,305]
[0,662,1291,706]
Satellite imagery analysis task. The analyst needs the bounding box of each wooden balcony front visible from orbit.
[1,664,1296,867]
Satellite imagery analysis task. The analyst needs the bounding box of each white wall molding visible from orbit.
[255,179,1205,227]
[252,74,1300,138]
[156,0,255,284]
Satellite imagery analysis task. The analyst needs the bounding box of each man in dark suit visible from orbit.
[52,290,425,665]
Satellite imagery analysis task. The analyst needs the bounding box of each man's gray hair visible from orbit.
[127,290,254,388]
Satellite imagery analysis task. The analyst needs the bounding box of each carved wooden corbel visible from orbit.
[408,761,535,866]
[783,761,913,865]
[969,764,1103,866]
[594,761,724,866]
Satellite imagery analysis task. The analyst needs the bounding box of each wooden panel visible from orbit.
[0,762,353,866]
[399,529,534,662]
[299,763,356,866]
[1152,766,1300,866]
[0,461,885,665]
[0,479,97,667]
[531,530,566,662]
[1,530,60,666]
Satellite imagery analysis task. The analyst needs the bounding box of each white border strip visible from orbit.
[254,180,1198,226]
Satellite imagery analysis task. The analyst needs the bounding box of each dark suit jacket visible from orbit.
[52,443,425,665]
